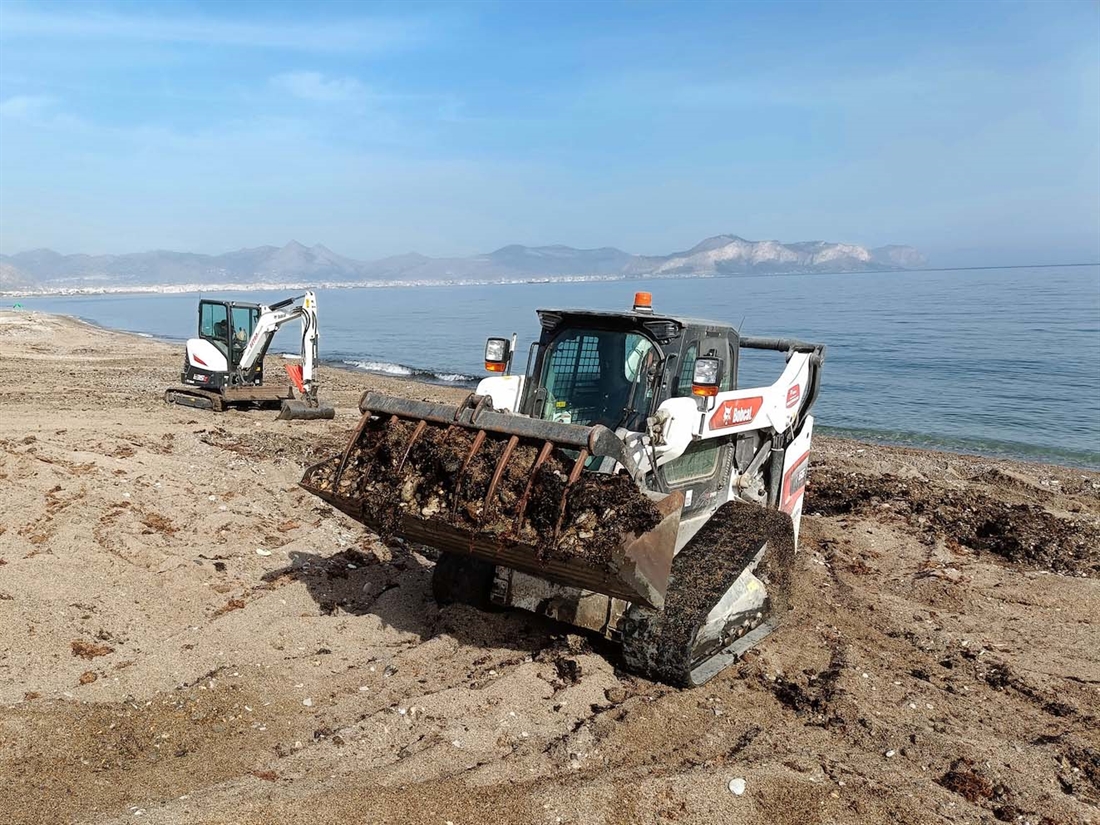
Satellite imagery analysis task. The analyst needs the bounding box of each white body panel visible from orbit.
[779,415,813,543]
[475,374,525,413]
[186,338,228,372]
[651,350,813,466]
[486,345,819,642]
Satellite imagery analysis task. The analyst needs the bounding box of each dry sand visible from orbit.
[0,310,1097,825]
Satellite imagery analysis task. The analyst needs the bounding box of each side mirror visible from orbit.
[691,357,721,397]
[484,337,511,373]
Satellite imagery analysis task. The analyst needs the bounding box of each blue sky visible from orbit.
[0,0,1097,265]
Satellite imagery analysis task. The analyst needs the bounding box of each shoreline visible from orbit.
[9,307,1099,472]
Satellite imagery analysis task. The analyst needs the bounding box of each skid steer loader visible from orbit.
[164,290,335,420]
[300,292,824,685]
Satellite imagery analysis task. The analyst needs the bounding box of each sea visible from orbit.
[12,265,1100,470]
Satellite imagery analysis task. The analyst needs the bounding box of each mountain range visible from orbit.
[0,235,925,293]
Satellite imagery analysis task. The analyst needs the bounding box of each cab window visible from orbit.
[672,343,698,398]
[231,306,258,341]
[539,328,656,429]
[200,302,229,342]
[662,440,721,485]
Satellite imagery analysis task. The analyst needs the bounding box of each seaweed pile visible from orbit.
[304,416,660,566]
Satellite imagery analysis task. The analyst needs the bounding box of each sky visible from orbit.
[0,0,1098,266]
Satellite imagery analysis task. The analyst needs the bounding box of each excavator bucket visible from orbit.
[278,399,336,421]
[277,364,335,420]
[299,391,682,609]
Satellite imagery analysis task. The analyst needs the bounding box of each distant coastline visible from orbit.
[0,233,928,296]
[2,260,1096,299]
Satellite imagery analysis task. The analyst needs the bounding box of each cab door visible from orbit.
[657,331,734,515]
[198,301,230,360]
[229,304,260,375]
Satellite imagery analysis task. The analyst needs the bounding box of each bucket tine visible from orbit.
[552,449,590,543]
[334,411,380,484]
[514,440,555,529]
[396,419,428,473]
[566,450,589,485]
[483,434,520,521]
[452,429,487,512]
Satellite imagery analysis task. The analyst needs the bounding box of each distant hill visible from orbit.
[0,235,926,293]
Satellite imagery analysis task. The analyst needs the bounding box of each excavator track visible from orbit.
[621,501,796,687]
[164,385,296,413]
[164,387,225,412]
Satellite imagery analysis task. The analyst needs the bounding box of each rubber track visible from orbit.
[621,500,795,687]
[164,388,223,412]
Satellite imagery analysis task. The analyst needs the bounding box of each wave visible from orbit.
[341,359,479,387]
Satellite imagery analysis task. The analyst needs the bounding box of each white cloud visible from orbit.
[271,72,367,103]
[0,95,56,119]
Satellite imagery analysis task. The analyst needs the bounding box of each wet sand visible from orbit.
[0,310,1097,825]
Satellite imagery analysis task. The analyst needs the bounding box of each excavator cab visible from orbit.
[198,300,263,377]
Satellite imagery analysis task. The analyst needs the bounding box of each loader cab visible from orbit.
[197,299,262,374]
[526,308,739,426]
[524,305,741,515]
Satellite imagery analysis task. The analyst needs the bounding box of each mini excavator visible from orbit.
[164,291,335,420]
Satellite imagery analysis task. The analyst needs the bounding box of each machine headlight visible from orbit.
[691,357,721,397]
[484,337,510,372]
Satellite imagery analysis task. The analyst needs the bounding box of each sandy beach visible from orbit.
[0,310,1097,825]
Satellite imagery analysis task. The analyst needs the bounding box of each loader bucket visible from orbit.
[299,391,682,609]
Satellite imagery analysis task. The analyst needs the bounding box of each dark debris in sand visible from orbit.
[304,417,661,567]
[806,467,1100,577]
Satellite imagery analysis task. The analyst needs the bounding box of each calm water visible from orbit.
[14,266,1100,469]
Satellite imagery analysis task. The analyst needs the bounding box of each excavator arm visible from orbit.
[237,291,332,420]
[236,294,314,387]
